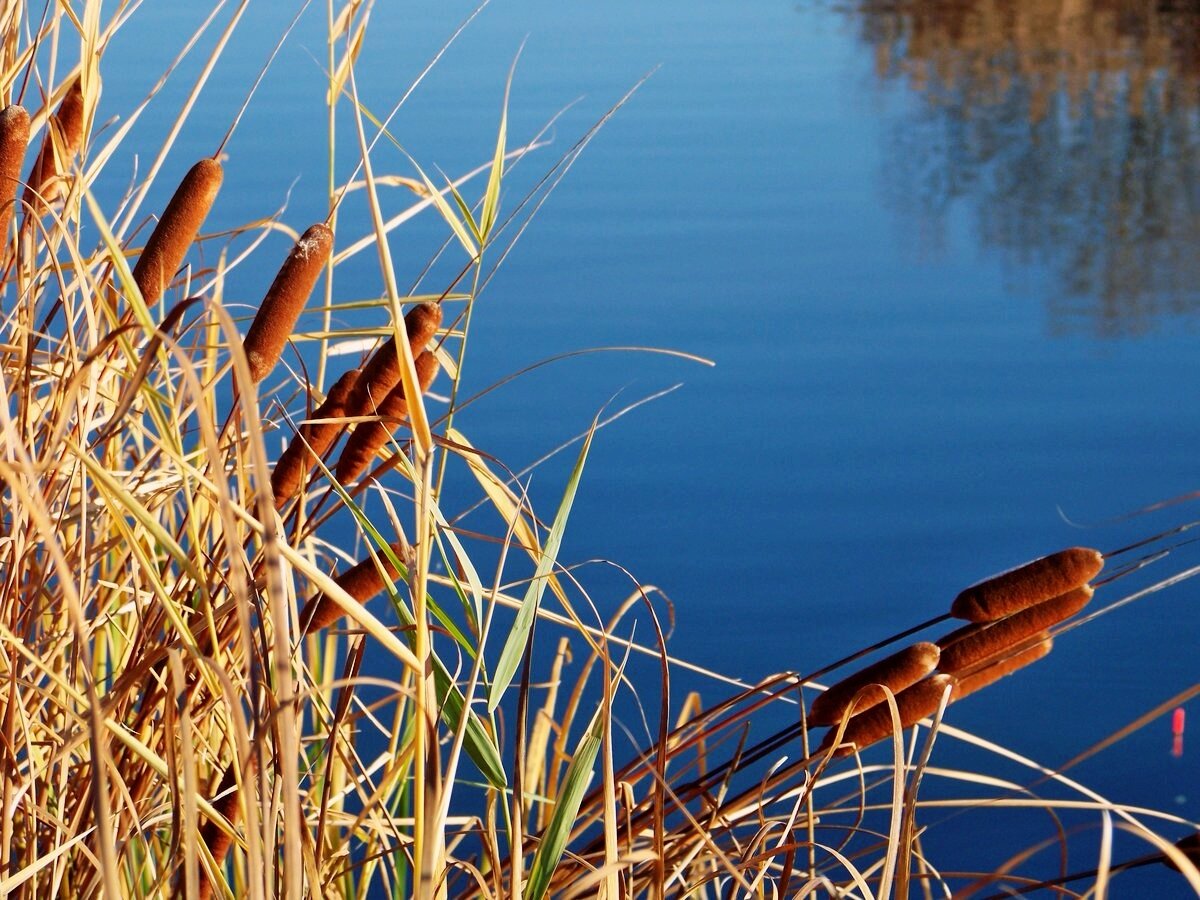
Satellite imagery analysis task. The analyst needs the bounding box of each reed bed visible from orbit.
[0,3,1196,900]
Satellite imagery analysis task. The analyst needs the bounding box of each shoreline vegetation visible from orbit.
[1,2,1198,897]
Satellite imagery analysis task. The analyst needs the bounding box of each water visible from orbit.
[104,0,1200,892]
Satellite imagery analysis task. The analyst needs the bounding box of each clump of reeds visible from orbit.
[131,157,224,305]
[23,77,83,208]
[242,222,334,383]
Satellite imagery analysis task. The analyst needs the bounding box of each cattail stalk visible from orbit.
[938,585,1091,673]
[950,636,1052,702]
[808,642,941,726]
[344,302,441,417]
[271,368,360,507]
[818,674,955,758]
[950,547,1103,622]
[242,222,334,382]
[132,158,224,305]
[23,78,84,208]
[335,351,439,482]
[0,105,29,237]
[298,542,404,635]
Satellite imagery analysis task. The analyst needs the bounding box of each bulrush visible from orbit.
[950,636,1052,701]
[344,302,441,417]
[298,542,404,635]
[23,78,84,207]
[242,222,334,382]
[131,157,224,305]
[808,642,941,726]
[950,547,1103,622]
[818,674,955,758]
[271,367,360,507]
[195,756,257,900]
[938,585,1092,673]
[0,105,29,237]
[335,350,439,482]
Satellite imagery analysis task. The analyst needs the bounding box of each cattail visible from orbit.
[0,105,29,237]
[344,302,441,417]
[23,78,84,208]
[808,642,941,726]
[950,636,1052,701]
[818,674,955,758]
[242,223,334,383]
[271,368,360,507]
[195,755,257,900]
[1164,832,1200,873]
[298,542,404,635]
[335,350,439,482]
[131,157,224,306]
[950,547,1103,623]
[938,585,1091,673]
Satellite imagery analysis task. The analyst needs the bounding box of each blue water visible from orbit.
[103,0,1200,893]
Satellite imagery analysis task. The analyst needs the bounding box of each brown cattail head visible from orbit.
[132,157,224,306]
[818,674,955,758]
[0,105,29,237]
[950,547,1103,623]
[808,642,941,726]
[1164,832,1200,873]
[243,223,334,383]
[938,585,1091,674]
[195,754,258,900]
[335,350,439,482]
[298,542,404,635]
[23,78,84,208]
[345,302,442,417]
[271,367,361,507]
[950,636,1052,702]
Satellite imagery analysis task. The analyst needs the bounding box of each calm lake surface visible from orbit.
[109,0,1200,892]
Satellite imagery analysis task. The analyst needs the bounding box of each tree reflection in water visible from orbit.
[838,0,1200,336]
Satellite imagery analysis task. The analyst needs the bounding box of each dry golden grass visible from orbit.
[0,3,1195,899]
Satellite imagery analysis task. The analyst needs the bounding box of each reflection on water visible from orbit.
[840,0,1200,336]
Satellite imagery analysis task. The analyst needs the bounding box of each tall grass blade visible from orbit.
[489,423,594,711]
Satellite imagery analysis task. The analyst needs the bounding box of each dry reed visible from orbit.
[938,585,1091,673]
[131,157,224,305]
[0,104,29,238]
[271,367,361,506]
[242,222,334,383]
[22,77,83,208]
[808,642,941,726]
[335,350,439,482]
[818,673,955,758]
[950,547,1103,622]
[344,302,441,417]
[950,636,1052,701]
[298,542,404,635]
